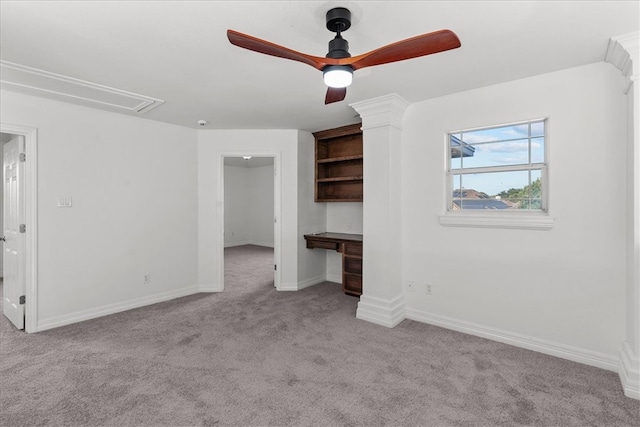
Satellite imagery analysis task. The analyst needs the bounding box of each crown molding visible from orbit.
[350,93,410,131]
[605,32,639,94]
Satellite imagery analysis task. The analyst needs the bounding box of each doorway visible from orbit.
[0,124,37,333]
[221,154,280,292]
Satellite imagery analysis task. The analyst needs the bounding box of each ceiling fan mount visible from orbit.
[326,7,352,60]
[227,6,461,104]
[326,7,351,34]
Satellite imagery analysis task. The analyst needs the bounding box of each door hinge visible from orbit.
[19,153,26,162]
[19,224,26,233]
[274,264,277,271]
[19,295,25,305]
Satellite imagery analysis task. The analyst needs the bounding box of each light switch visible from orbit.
[57,196,72,207]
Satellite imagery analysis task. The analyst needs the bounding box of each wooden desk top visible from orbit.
[304,232,363,243]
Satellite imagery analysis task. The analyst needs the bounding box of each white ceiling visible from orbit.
[0,133,14,143]
[1,1,638,133]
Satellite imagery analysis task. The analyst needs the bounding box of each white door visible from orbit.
[3,136,25,329]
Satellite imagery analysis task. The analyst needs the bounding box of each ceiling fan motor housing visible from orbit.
[327,36,350,58]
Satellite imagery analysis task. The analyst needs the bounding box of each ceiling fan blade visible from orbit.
[325,87,347,104]
[227,29,331,71]
[347,30,461,71]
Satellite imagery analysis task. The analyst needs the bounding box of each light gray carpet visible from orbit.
[1,244,638,426]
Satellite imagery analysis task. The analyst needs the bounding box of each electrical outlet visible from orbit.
[407,281,416,292]
[144,274,151,284]
[425,284,433,295]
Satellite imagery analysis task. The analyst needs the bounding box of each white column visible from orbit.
[350,94,409,327]
[606,31,640,400]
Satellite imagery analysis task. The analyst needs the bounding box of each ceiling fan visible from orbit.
[227,7,461,105]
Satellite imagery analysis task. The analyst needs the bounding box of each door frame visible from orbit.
[218,152,281,291]
[0,123,38,333]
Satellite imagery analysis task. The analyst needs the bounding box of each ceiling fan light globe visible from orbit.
[323,66,353,88]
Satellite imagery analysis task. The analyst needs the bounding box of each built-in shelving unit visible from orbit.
[313,123,363,202]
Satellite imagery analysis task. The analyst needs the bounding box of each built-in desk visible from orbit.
[303,232,363,297]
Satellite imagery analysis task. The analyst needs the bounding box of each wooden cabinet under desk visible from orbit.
[303,232,363,297]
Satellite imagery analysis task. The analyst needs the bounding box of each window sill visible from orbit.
[438,213,555,230]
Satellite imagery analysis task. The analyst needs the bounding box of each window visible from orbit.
[441,119,553,230]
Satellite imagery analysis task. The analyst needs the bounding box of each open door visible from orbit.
[221,154,280,291]
[3,135,25,330]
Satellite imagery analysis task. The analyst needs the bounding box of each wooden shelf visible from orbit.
[317,176,363,183]
[313,123,363,203]
[316,198,362,203]
[316,155,363,164]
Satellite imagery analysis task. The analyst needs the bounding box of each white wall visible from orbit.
[400,62,628,363]
[224,163,275,248]
[297,130,328,287]
[223,165,250,247]
[248,164,275,247]
[325,203,363,282]
[1,90,199,330]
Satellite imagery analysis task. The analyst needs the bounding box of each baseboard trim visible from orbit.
[619,341,640,399]
[250,241,274,248]
[278,275,325,291]
[356,294,406,328]
[224,240,250,248]
[36,285,201,332]
[224,241,274,249]
[198,283,223,292]
[406,307,619,372]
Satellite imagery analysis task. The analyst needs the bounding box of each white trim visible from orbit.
[197,283,223,293]
[350,93,410,131]
[406,307,619,372]
[356,294,406,328]
[224,241,274,249]
[0,60,164,114]
[606,31,640,400]
[277,282,299,292]
[224,240,251,248]
[439,213,555,230]
[278,274,325,292]
[605,31,640,94]
[36,286,201,332]
[619,341,640,399]
[448,117,549,136]
[0,123,38,333]
[248,241,274,249]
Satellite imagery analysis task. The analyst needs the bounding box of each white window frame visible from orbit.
[439,118,554,230]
